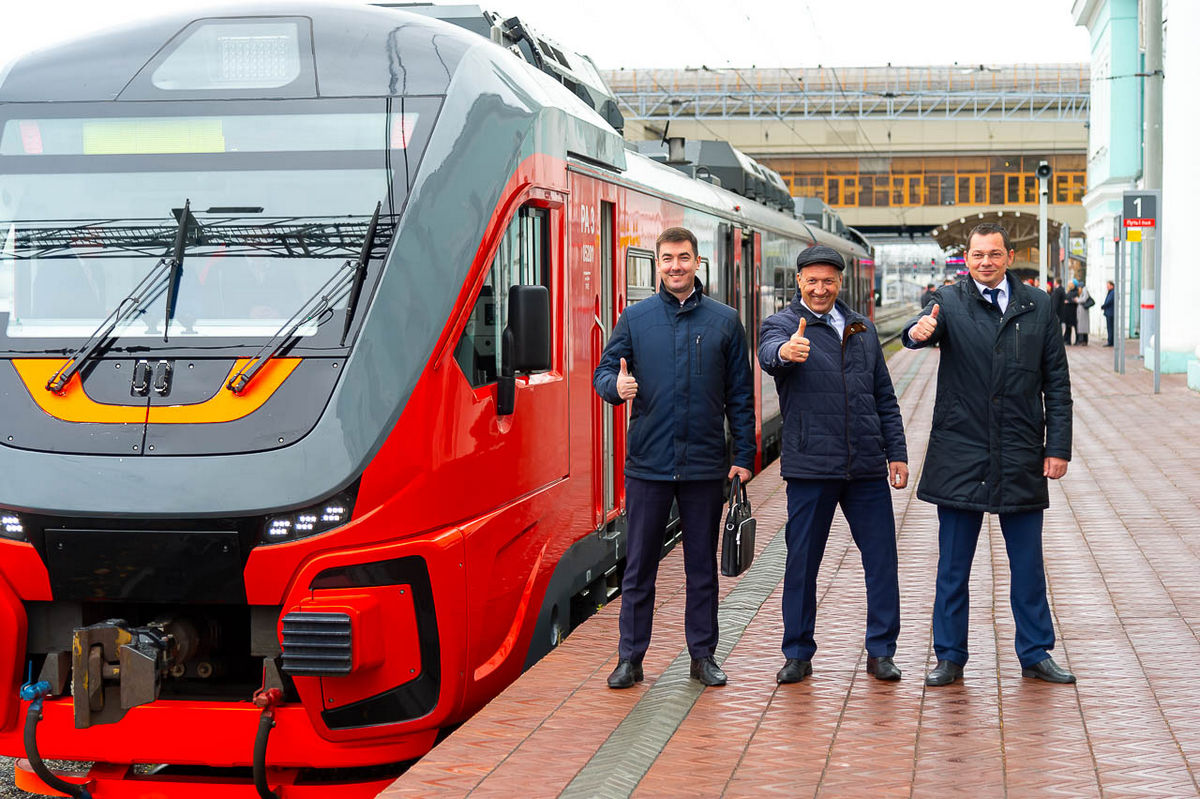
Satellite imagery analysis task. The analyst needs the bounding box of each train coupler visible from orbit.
[70,617,198,729]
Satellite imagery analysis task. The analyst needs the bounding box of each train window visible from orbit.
[454,205,549,388]
[626,250,655,305]
[696,257,710,293]
[773,268,790,312]
[0,98,442,347]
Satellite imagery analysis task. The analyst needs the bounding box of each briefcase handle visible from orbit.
[728,474,750,514]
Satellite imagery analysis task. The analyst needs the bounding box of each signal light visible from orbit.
[18,121,42,155]
[0,513,26,541]
[390,115,420,150]
[260,489,357,544]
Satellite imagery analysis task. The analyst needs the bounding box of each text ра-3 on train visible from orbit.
[0,3,871,796]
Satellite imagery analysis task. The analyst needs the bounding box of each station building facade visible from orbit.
[1074,0,1200,383]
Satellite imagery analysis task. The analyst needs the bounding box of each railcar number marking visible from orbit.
[578,203,596,236]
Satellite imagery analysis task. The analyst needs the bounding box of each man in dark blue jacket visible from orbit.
[594,227,755,690]
[759,245,908,684]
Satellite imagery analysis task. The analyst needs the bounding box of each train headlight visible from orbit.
[260,487,358,545]
[152,20,305,91]
[0,512,26,541]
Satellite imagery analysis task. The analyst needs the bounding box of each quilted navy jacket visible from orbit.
[758,295,907,480]
[593,281,756,481]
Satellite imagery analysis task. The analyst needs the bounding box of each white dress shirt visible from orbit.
[974,278,1009,313]
[801,300,845,337]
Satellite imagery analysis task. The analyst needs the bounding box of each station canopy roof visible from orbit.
[930,211,1066,255]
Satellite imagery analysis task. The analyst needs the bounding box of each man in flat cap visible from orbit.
[758,244,909,684]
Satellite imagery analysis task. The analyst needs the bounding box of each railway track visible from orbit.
[875,303,919,346]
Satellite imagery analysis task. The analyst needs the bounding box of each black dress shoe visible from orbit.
[607,659,643,689]
[925,659,963,687]
[689,656,727,686]
[866,656,902,681]
[1022,657,1076,684]
[776,658,812,684]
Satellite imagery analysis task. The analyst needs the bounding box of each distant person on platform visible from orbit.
[1048,278,1067,340]
[920,283,937,307]
[1063,280,1079,344]
[1071,279,1091,346]
[1102,280,1116,346]
[942,277,955,287]
[758,245,908,685]
[594,226,755,690]
[903,222,1076,687]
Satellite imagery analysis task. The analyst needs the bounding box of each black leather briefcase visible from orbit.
[720,475,756,577]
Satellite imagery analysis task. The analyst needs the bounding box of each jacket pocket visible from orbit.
[1013,322,1041,372]
[627,417,641,452]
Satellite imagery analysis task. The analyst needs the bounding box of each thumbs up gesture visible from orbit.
[780,317,811,363]
[616,357,639,400]
[909,304,940,343]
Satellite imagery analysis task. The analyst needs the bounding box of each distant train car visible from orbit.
[0,4,869,796]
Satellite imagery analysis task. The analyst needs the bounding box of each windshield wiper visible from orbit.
[226,203,384,394]
[11,216,375,261]
[162,201,196,342]
[45,200,192,393]
[340,202,381,345]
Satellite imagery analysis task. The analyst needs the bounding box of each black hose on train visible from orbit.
[20,681,93,799]
[253,687,283,799]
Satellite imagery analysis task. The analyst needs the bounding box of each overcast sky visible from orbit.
[0,0,1090,72]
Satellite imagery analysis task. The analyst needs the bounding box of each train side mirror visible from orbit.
[496,284,550,416]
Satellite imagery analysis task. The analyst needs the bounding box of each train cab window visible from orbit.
[626,250,655,305]
[454,205,549,388]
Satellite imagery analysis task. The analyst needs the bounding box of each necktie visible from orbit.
[820,313,831,325]
[984,287,1001,311]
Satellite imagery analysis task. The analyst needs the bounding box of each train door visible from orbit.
[860,258,876,321]
[741,230,763,471]
[448,195,569,689]
[724,225,742,310]
[597,200,617,524]
[739,231,760,345]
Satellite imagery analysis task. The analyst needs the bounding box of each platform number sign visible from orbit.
[1123,192,1157,228]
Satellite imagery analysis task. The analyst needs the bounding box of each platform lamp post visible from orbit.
[1036,161,1052,287]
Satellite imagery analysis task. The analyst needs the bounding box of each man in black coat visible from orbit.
[1047,278,1067,340]
[759,245,908,684]
[1102,280,1116,346]
[903,222,1075,687]
[594,227,755,690]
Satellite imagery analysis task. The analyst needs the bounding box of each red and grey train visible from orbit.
[0,4,871,796]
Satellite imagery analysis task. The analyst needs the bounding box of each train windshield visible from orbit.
[0,98,437,350]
